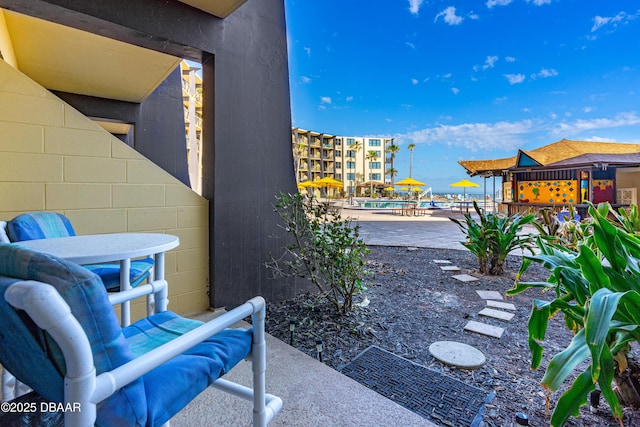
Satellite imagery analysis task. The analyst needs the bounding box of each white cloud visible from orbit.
[486,0,512,8]
[406,41,416,49]
[346,96,354,102]
[504,73,525,84]
[411,78,419,85]
[400,119,534,152]
[527,0,551,5]
[531,68,558,79]
[591,12,635,32]
[304,47,311,57]
[435,7,463,25]
[451,87,460,95]
[320,96,332,104]
[551,112,640,136]
[408,0,424,15]
[584,106,594,113]
[483,55,499,70]
[301,76,311,84]
[505,56,516,62]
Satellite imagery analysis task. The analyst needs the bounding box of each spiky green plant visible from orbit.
[450,201,536,275]
[508,202,640,426]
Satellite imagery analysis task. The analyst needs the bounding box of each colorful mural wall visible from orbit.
[592,179,614,204]
[518,180,579,204]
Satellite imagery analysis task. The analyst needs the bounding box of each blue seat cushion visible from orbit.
[84,257,154,291]
[123,311,253,426]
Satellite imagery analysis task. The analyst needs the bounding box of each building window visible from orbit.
[336,162,342,169]
[335,150,341,157]
[370,173,381,180]
[347,173,355,181]
[346,161,356,169]
[375,150,381,157]
[346,150,356,158]
[346,138,356,146]
[369,162,381,169]
[368,139,381,147]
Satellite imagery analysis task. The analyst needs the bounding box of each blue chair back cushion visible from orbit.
[7,212,75,241]
[0,243,147,426]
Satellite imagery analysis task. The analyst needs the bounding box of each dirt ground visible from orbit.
[265,245,640,427]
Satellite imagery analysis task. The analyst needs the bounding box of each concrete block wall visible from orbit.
[0,59,210,318]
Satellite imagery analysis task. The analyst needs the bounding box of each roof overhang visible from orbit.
[178,0,249,18]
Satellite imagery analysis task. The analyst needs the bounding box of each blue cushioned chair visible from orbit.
[0,243,282,426]
[6,212,153,292]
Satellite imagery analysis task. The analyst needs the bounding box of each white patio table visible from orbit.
[17,233,179,326]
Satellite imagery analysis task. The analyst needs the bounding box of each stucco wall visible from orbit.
[0,59,210,319]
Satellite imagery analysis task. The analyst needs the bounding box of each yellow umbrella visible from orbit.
[412,187,422,192]
[297,180,319,188]
[383,186,395,191]
[399,187,409,191]
[395,177,426,187]
[450,178,480,200]
[314,177,343,188]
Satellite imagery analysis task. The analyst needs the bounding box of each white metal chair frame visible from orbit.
[4,279,282,426]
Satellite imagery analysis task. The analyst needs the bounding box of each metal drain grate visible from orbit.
[340,346,494,427]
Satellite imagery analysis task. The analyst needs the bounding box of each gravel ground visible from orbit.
[265,246,640,427]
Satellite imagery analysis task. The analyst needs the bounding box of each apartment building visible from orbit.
[292,128,392,196]
[181,60,203,194]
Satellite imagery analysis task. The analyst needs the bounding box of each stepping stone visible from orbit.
[479,308,515,321]
[487,300,516,311]
[440,265,461,272]
[464,321,505,338]
[452,274,478,283]
[433,260,451,264]
[429,341,486,370]
[475,290,503,300]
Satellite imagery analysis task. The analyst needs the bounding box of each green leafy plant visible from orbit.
[449,201,536,275]
[265,192,369,314]
[508,202,640,426]
[611,204,640,234]
[532,206,591,251]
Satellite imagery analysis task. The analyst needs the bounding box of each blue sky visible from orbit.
[285,0,640,193]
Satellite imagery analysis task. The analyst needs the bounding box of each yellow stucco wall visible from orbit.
[0,59,210,318]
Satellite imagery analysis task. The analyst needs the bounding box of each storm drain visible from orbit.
[340,346,494,427]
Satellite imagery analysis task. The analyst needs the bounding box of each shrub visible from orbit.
[449,201,535,275]
[508,202,640,426]
[265,192,369,314]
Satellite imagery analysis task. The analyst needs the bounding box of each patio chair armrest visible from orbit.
[93,297,266,403]
[108,279,167,308]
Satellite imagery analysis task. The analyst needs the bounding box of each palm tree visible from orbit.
[386,141,400,187]
[365,150,379,197]
[293,142,307,183]
[407,143,416,178]
[348,139,362,199]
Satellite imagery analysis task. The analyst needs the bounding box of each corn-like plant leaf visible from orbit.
[550,367,595,427]
[542,329,590,391]
[585,289,621,383]
[590,204,626,270]
[597,344,624,423]
[576,245,610,294]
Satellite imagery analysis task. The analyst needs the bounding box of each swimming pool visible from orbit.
[355,200,452,209]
